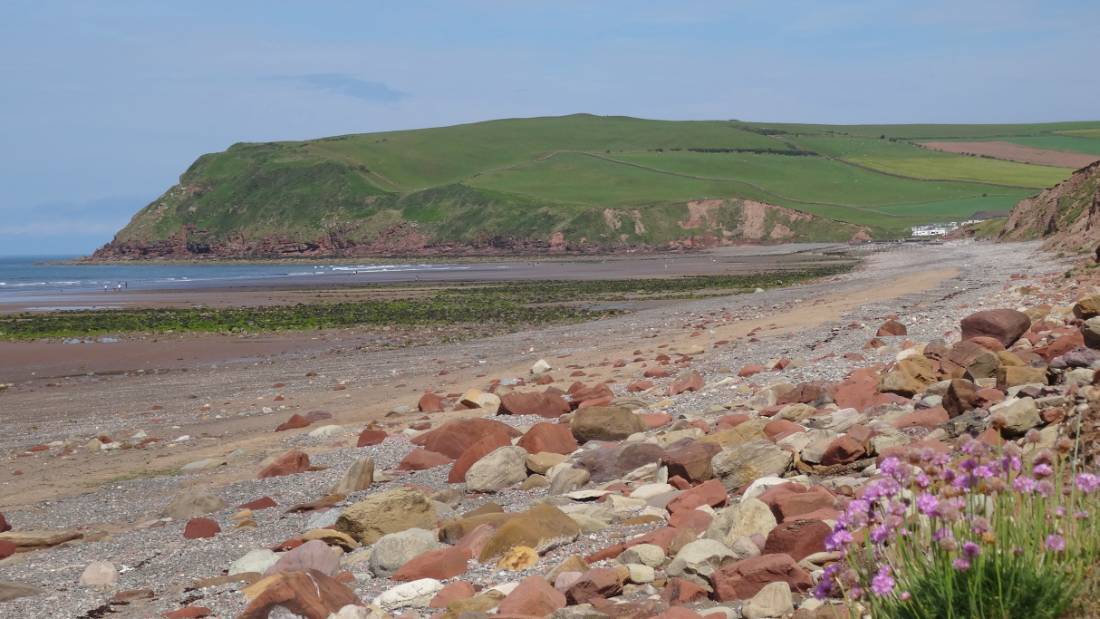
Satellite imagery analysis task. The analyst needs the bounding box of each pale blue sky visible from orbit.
[2,0,1097,255]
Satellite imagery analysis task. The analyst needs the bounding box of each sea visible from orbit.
[0,255,482,307]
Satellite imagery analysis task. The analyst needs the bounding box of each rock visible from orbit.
[230,549,280,575]
[411,419,518,458]
[180,457,225,473]
[356,428,387,447]
[335,488,438,544]
[626,563,655,584]
[1073,294,1100,320]
[183,517,220,539]
[712,441,792,491]
[996,365,1048,389]
[527,451,568,474]
[574,442,665,483]
[669,371,705,396]
[267,539,341,577]
[892,406,950,430]
[878,356,936,397]
[0,513,8,533]
[418,391,445,413]
[818,436,866,466]
[620,543,666,567]
[79,561,118,587]
[759,484,839,522]
[876,320,907,336]
[661,441,721,483]
[501,391,571,418]
[518,422,579,455]
[163,607,212,619]
[397,448,453,471]
[0,529,82,552]
[479,503,580,561]
[465,446,528,492]
[375,578,444,611]
[991,397,1041,437]
[667,479,728,514]
[763,520,831,561]
[532,359,553,375]
[499,575,566,616]
[943,378,980,417]
[448,431,513,483]
[961,309,1031,347]
[742,581,794,619]
[300,529,358,552]
[549,466,592,494]
[570,405,645,442]
[332,457,374,495]
[710,553,813,601]
[497,545,539,570]
[392,545,469,581]
[276,414,311,432]
[164,488,226,520]
[369,528,442,577]
[1084,317,1100,349]
[0,581,41,602]
[258,449,310,478]
[240,570,360,619]
[308,425,342,438]
[706,498,777,547]
[565,568,624,605]
[430,581,477,608]
[459,389,502,414]
[739,364,765,377]
[667,539,736,584]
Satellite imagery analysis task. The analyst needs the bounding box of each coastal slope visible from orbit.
[94,115,1100,259]
[998,160,1100,253]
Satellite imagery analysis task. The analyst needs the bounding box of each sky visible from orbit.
[2,1,1098,255]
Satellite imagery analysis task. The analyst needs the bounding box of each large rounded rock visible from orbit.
[478,504,580,561]
[334,488,438,544]
[705,498,777,547]
[711,441,792,492]
[369,528,443,577]
[1084,316,1100,350]
[465,446,528,492]
[570,406,645,442]
[667,539,736,586]
[960,309,1031,348]
[230,549,279,575]
[878,356,936,397]
[410,419,518,459]
[709,553,812,601]
[517,422,578,455]
[1073,294,1100,320]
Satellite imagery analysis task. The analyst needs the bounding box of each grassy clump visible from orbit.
[817,438,1100,619]
[0,265,851,340]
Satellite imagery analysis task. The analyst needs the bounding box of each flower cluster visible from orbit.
[814,437,1100,617]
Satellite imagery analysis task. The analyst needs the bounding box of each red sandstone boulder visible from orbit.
[0,512,10,533]
[763,519,831,560]
[710,553,813,601]
[275,414,311,432]
[661,441,721,483]
[417,391,445,413]
[666,479,727,514]
[759,483,838,523]
[627,380,655,392]
[392,545,469,581]
[258,450,310,479]
[517,422,578,455]
[565,568,624,605]
[500,391,571,418]
[398,448,454,471]
[183,517,220,539]
[411,419,519,459]
[738,364,765,377]
[430,581,477,608]
[0,540,16,560]
[498,575,566,616]
[960,309,1031,347]
[356,428,387,447]
[668,372,704,396]
[239,496,278,511]
[892,407,949,430]
[820,436,866,466]
[876,320,907,336]
[238,569,360,619]
[448,432,513,482]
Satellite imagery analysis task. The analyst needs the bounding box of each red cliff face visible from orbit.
[999,160,1100,253]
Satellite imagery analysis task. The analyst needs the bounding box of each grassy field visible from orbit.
[103,114,1100,255]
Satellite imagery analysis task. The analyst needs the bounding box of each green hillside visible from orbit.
[96,114,1100,259]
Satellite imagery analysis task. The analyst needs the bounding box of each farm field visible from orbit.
[98,114,1100,257]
